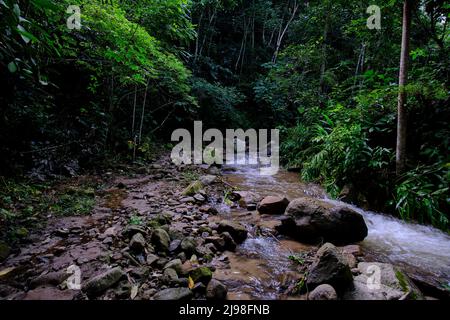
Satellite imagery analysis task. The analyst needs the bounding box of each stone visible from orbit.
[345,262,423,300]
[193,194,206,203]
[341,244,362,257]
[151,228,170,252]
[217,221,247,244]
[122,225,147,238]
[207,166,221,175]
[277,197,368,245]
[206,279,228,300]
[164,268,179,281]
[200,175,216,186]
[205,236,226,251]
[308,284,337,300]
[257,196,290,215]
[307,243,353,293]
[180,237,196,255]
[231,191,262,208]
[180,197,195,203]
[153,287,193,300]
[0,242,11,262]
[169,239,182,252]
[190,266,213,285]
[220,232,237,251]
[146,253,159,266]
[30,271,70,289]
[164,259,183,274]
[83,267,124,296]
[23,287,76,300]
[182,181,203,196]
[129,233,146,252]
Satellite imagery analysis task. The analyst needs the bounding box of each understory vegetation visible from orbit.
[0,0,449,232]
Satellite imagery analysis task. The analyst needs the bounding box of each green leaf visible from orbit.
[7,62,17,73]
[17,25,38,44]
[31,0,58,11]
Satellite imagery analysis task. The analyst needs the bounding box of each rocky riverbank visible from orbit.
[0,154,443,300]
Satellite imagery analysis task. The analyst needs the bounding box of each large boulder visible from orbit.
[307,243,353,293]
[153,287,193,300]
[257,196,290,215]
[276,197,368,245]
[217,221,247,243]
[345,262,423,300]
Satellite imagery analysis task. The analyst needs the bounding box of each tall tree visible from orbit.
[396,0,413,174]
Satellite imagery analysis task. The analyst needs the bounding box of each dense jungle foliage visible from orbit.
[0,0,449,231]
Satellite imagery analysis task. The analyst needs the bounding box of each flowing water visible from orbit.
[212,163,450,299]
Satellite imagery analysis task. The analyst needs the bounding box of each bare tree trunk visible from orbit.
[319,4,331,93]
[396,0,412,175]
[194,10,204,61]
[272,0,299,63]
[139,78,151,144]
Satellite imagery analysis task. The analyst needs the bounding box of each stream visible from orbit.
[212,164,450,299]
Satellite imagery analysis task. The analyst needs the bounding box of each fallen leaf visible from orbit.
[0,267,15,278]
[130,285,138,299]
[188,276,194,289]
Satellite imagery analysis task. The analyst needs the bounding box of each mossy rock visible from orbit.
[190,266,213,285]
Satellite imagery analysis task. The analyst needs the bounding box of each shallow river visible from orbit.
[212,164,450,299]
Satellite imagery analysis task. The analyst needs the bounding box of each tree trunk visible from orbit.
[396,0,412,175]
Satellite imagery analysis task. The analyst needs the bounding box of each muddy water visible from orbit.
[215,164,450,299]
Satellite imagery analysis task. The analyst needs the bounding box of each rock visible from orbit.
[220,232,237,250]
[307,243,353,293]
[146,253,159,266]
[277,197,368,244]
[180,237,196,255]
[190,267,213,285]
[164,268,179,281]
[23,287,76,300]
[151,228,170,252]
[341,244,362,257]
[30,271,70,289]
[206,279,228,300]
[200,175,216,186]
[122,225,147,238]
[153,287,193,300]
[257,196,290,215]
[182,181,203,196]
[164,259,183,274]
[308,284,337,300]
[129,233,146,252]
[246,203,257,211]
[180,197,195,203]
[206,236,226,251]
[193,194,206,203]
[207,166,221,175]
[232,191,262,208]
[83,267,124,296]
[0,242,10,262]
[217,221,247,243]
[345,262,423,300]
[169,239,182,252]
